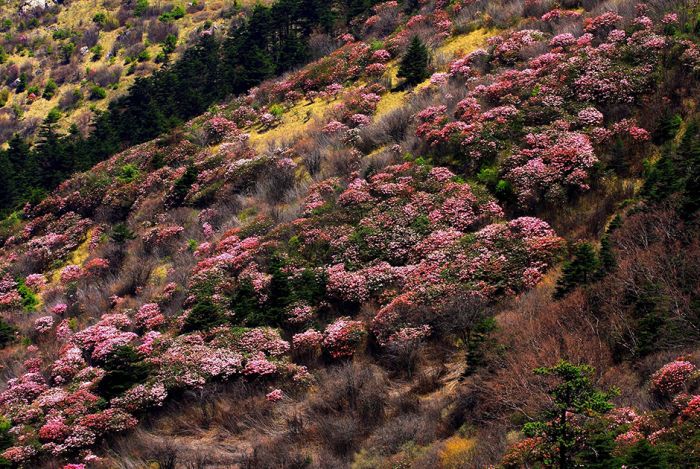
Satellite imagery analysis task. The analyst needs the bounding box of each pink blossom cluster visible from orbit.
[506,129,598,207]
[323,318,365,359]
[651,360,697,396]
[135,303,166,330]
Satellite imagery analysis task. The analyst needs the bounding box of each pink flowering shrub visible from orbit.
[135,303,166,330]
[60,264,84,283]
[266,389,284,402]
[323,318,365,359]
[112,383,168,413]
[292,329,324,352]
[34,315,56,334]
[505,129,598,207]
[651,360,697,396]
[204,116,239,144]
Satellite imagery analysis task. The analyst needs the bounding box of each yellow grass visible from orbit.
[375,28,496,121]
[437,27,495,56]
[149,263,172,285]
[49,228,94,284]
[439,436,476,469]
[1,0,240,139]
[248,98,334,149]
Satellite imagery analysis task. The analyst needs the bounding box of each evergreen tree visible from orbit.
[597,234,616,276]
[554,242,600,299]
[182,299,226,332]
[97,346,150,399]
[33,109,71,190]
[523,361,617,469]
[168,164,198,207]
[0,153,15,211]
[6,134,33,202]
[398,36,429,86]
[110,223,136,244]
[624,440,668,469]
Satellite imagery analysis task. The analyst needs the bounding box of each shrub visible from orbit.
[134,0,150,17]
[97,345,150,399]
[159,5,186,23]
[0,319,16,349]
[182,299,226,332]
[90,85,107,100]
[42,79,57,99]
[93,12,107,25]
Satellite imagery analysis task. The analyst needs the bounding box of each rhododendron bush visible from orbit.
[188,162,562,346]
[1,0,697,464]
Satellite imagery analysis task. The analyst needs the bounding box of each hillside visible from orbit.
[0,0,699,468]
[0,0,267,142]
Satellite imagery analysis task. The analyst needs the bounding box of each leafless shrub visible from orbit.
[90,65,123,87]
[114,25,144,52]
[308,33,338,60]
[523,0,556,18]
[363,6,403,37]
[147,20,179,44]
[182,451,212,469]
[3,63,19,85]
[256,151,297,205]
[324,146,362,178]
[110,254,155,297]
[242,438,312,469]
[382,338,424,378]
[361,148,398,178]
[146,441,178,469]
[310,364,388,429]
[519,41,550,61]
[51,62,82,85]
[58,87,82,110]
[411,364,447,395]
[74,283,113,318]
[485,0,524,28]
[390,391,421,415]
[80,27,100,48]
[366,413,439,456]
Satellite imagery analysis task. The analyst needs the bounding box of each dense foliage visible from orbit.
[0,0,699,467]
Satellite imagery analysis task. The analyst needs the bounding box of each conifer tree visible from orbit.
[523,361,617,469]
[398,36,429,86]
[555,242,600,298]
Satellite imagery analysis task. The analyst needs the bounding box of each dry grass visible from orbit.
[248,98,333,150]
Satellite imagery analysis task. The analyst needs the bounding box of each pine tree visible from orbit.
[33,109,70,190]
[398,36,429,86]
[624,440,668,469]
[523,361,617,469]
[597,234,616,276]
[554,242,600,299]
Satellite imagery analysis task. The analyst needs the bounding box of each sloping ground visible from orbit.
[0,0,699,467]
[0,0,254,139]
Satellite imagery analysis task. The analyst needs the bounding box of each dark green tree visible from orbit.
[623,440,668,469]
[97,345,150,399]
[0,318,17,349]
[182,298,226,332]
[110,223,136,244]
[597,234,616,276]
[554,242,600,299]
[168,164,198,207]
[398,36,429,86]
[523,361,617,469]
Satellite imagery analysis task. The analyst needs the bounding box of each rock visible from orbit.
[20,0,56,16]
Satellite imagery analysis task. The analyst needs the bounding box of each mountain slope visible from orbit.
[0,0,699,467]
